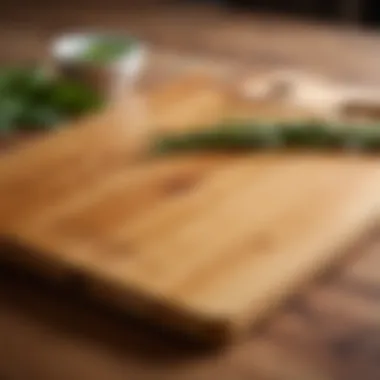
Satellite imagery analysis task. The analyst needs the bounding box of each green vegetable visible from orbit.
[152,121,380,154]
[0,66,102,133]
[79,37,133,63]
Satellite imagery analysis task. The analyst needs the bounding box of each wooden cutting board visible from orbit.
[1,74,380,344]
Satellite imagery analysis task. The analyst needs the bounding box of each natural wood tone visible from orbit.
[3,3,380,379]
[2,73,380,343]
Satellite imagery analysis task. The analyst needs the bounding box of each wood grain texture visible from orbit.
[3,3,380,379]
[1,73,380,343]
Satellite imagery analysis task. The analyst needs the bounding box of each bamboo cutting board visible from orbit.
[1,74,380,344]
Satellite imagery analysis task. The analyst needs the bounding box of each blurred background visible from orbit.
[2,0,380,87]
[3,0,379,25]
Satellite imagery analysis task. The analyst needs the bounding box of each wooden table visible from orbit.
[2,4,380,380]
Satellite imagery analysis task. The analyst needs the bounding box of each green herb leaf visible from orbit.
[0,65,104,133]
[79,37,133,63]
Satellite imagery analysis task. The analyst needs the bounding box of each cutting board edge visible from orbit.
[0,236,237,345]
[2,194,380,346]
[227,212,380,336]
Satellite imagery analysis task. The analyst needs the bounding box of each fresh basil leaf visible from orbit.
[50,80,102,115]
[0,97,25,134]
[0,65,103,133]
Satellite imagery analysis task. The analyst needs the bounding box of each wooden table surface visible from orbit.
[2,3,380,380]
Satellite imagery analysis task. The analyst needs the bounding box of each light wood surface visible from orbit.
[2,72,380,343]
[3,2,380,379]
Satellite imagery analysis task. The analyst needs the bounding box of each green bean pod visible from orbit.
[152,121,380,154]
